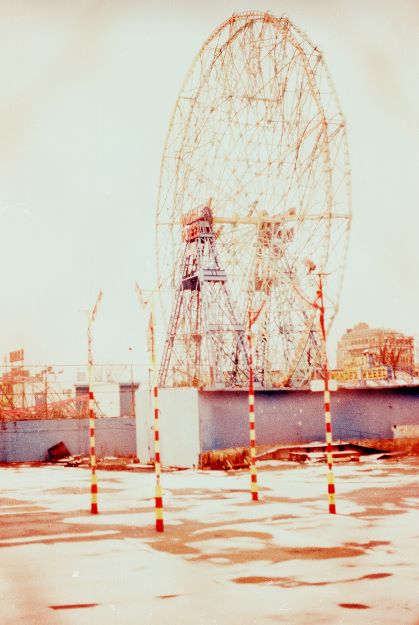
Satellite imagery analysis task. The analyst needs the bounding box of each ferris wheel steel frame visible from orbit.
[156,12,351,389]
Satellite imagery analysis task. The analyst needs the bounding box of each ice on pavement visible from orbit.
[0,458,418,625]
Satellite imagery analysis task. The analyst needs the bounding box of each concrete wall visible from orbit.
[198,390,323,450]
[198,386,419,451]
[95,418,136,457]
[332,387,419,439]
[135,389,154,464]
[3,385,419,464]
[0,417,136,463]
[136,387,200,468]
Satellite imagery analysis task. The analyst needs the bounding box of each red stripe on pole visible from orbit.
[317,274,336,515]
[152,366,164,531]
[89,391,94,400]
[247,310,260,502]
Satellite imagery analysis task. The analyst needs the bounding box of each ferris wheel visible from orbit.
[156,12,351,388]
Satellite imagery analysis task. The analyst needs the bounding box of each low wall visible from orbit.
[0,417,136,463]
[3,386,419,464]
[198,386,419,451]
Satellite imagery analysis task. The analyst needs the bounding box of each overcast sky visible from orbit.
[0,0,418,375]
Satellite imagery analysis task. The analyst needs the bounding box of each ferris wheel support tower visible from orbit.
[158,205,248,388]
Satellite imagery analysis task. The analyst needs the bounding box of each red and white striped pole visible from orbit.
[88,383,98,514]
[135,283,164,532]
[247,304,264,502]
[150,295,164,532]
[248,313,258,502]
[87,290,102,515]
[153,382,164,532]
[317,276,336,514]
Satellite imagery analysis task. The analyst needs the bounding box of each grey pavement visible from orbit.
[1,459,418,624]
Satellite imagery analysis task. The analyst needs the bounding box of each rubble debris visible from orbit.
[256,441,407,463]
[64,454,89,467]
[200,448,251,471]
[287,449,361,463]
[198,439,412,470]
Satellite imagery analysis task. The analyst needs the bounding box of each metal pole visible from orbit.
[44,366,48,419]
[317,275,336,514]
[128,347,135,417]
[135,282,164,532]
[247,310,259,501]
[150,293,164,531]
[247,304,265,502]
[87,290,102,515]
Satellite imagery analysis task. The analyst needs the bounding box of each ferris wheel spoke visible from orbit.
[157,13,351,388]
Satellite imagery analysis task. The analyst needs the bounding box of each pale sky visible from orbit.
[0,0,418,376]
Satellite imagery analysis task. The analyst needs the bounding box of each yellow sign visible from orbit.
[331,366,389,382]
[362,367,388,380]
[10,349,24,363]
[331,369,359,381]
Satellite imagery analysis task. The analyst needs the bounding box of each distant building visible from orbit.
[119,383,140,417]
[75,382,139,417]
[336,322,414,376]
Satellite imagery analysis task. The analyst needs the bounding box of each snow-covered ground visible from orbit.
[0,458,418,624]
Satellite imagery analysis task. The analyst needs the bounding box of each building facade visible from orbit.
[336,322,414,377]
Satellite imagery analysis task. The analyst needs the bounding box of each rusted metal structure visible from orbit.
[159,204,248,388]
[156,12,351,388]
[0,367,90,420]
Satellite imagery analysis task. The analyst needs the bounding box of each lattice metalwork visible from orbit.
[159,205,248,388]
[156,12,351,388]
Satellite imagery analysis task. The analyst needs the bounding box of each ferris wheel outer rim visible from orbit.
[155,12,351,384]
